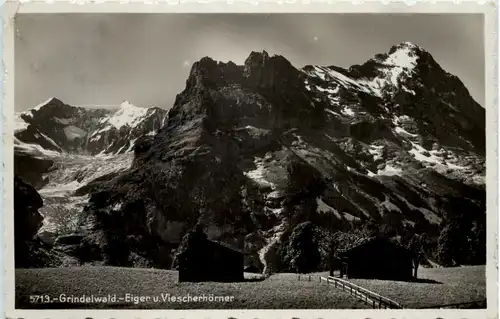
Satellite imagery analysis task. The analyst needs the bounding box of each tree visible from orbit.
[437,224,456,266]
[437,212,478,266]
[470,213,486,265]
[361,219,380,237]
[407,234,428,278]
[329,240,336,276]
[283,221,321,273]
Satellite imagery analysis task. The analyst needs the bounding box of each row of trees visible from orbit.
[270,209,486,274]
[437,211,486,266]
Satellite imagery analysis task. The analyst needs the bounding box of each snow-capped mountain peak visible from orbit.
[301,42,429,99]
[119,100,139,110]
[104,101,150,130]
[32,97,60,111]
[21,97,66,120]
[383,44,419,69]
[395,41,423,51]
[358,45,419,96]
[15,98,169,156]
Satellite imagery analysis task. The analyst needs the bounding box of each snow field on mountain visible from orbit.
[243,157,277,190]
[14,137,61,158]
[14,113,29,133]
[358,45,419,97]
[376,164,403,177]
[63,125,87,141]
[35,152,134,235]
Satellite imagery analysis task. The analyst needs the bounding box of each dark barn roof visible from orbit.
[338,237,415,258]
[177,239,243,257]
[210,240,244,254]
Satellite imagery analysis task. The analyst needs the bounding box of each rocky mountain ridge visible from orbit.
[15,98,168,156]
[15,42,486,272]
[14,100,167,250]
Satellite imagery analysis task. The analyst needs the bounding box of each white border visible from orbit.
[2,2,498,318]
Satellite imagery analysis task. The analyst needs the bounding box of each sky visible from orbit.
[15,13,485,112]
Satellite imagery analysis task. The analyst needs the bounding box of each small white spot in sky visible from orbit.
[183,60,190,67]
[313,36,319,41]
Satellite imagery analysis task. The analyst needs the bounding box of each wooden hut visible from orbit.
[177,238,244,282]
[338,237,415,280]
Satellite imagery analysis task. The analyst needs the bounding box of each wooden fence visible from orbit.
[297,274,315,282]
[320,276,403,309]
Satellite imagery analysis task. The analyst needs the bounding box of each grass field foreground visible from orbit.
[345,265,486,308]
[15,267,370,309]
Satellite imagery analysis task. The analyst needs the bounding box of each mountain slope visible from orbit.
[65,43,485,271]
[15,98,168,156]
[14,99,168,250]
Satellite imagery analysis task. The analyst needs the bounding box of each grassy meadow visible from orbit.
[15,265,486,309]
[345,265,486,308]
[15,267,369,309]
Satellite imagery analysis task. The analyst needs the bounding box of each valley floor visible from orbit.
[15,267,370,309]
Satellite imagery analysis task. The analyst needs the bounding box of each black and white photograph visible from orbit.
[5,4,497,316]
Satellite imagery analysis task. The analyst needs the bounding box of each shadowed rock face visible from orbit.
[14,175,45,267]
[15,175,44,238]
[14,175,96,268]
[17,43,486,270]
[14,152,54,189]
